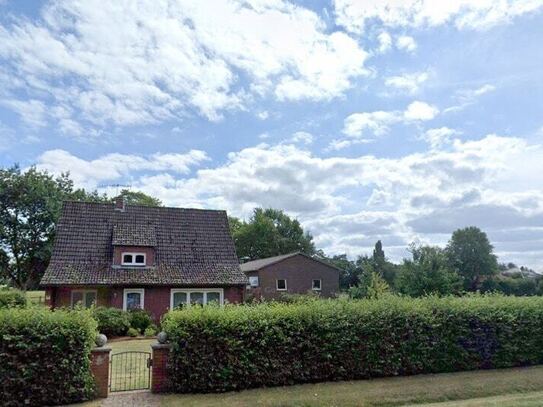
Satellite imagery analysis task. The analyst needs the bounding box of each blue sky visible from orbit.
[1,0,542,267]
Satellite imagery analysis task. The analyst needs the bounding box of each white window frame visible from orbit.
[276,279,287,291]
[71,289,97,308]
[248,276,259,288]
[123,288,145,311]
[121,252,146,266]
[312,279,322,291]
[170,288,224,309]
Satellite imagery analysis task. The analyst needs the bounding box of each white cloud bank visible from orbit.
[0,0,369,132]
[342,101,439,139]
[35,134,543,267]
[334,0,543,34]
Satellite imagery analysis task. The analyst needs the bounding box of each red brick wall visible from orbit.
[113,246,155,266]
[52,285,245,322]
[90,348,111,398]
[246,255,339,300]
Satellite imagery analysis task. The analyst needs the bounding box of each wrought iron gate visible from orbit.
[110,351,151,392]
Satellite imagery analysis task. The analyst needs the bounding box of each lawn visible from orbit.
[25,290,46,306]
[79,364,543,406]
[108,338,155,392]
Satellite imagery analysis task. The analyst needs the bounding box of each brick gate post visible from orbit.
[151,343,171,393]
[90,347,111,398]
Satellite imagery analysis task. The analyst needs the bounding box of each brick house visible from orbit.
[241,252,340,300]
[40,198,247,321]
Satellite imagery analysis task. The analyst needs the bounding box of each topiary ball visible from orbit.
[95,333,108,347]
[157,331,167,344]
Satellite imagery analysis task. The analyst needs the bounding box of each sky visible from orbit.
[1,0,543,268]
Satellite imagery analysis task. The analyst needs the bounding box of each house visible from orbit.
[241,252,340,300]
[40,198,247,320]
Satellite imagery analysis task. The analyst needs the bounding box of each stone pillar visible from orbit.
[151,343,171,393]
[90,347,111,398]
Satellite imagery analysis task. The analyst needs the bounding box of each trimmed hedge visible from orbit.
[0,289,27,308]
[0,308,97,406]
[163,295,543,393]
[92,306,131,337]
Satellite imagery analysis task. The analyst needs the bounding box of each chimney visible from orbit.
[114,196,126,212]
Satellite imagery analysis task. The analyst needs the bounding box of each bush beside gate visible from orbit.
[0,308,97,406]
[162,295,543,393]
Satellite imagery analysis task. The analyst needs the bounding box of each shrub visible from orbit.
[163,295,543,393]
[129,308,152,333]
[0,289,27,308]
[0,308,97,406]
[92,307,131,337]
[144,324,158,337]
[127,327,139,337]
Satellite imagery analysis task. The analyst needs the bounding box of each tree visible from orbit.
[320,252,361,289]
[348,265,390,300]
[232,208,315,260]
[396,244,461,297]
[446,226,498,291]
[0,167,102,289]
[367,241,398,287]
[112,189,161,207]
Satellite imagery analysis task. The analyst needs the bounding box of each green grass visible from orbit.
[25,290,46,305]
[417,391,543,406]
[108,339,155,392]
[78,365,543,406]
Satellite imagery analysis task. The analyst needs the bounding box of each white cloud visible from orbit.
[35,134,543,267]
[342,100,439,139]
[0,0,369,133]
[421,127,461,150]
[444,84,496,113]
[396,35,417,52]
[403,100,439,121]
[290,131,314,144]
[256,111,270,120]
[384,71,429,94]
[377,31,392,53]
[334,0,543,34]
[35,149,209,189]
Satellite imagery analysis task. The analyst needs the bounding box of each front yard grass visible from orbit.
[79,364,543,406]
[108,338,155,392]
[25,290,46,305]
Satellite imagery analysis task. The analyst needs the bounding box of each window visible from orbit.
[170,289,224,309]
[121,252,146,266]
[312,279,322,291]
[71,290,97,308]
[276,279,287,291]
[248,276,259,287]
[123,288,144,311]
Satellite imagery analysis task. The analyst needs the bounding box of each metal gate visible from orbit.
[110,351,151,392]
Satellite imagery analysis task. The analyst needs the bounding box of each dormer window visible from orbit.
[122,252,146,266]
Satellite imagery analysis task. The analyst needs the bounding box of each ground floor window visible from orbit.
[123,288,144,311]
[170,289,224,309]
[276,279,287,291]
[71,290,97,308]
[312,279,322,291]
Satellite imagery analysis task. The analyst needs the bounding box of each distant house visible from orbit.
[241,252,340,300]
[40,198,247,321]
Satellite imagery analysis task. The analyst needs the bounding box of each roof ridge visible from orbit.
[62,200,226,212]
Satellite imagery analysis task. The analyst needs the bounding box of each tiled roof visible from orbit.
[240,252,342,272]
[112,224,157,246]
[41,201,247,286]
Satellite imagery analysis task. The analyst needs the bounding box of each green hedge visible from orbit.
[162,295,543,393]
[0,308,97,406]
[92,306,131,337]
[0,289,27,308]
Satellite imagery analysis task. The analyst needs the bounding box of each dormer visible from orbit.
[112,223,156,267]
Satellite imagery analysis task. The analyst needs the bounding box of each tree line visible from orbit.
[1,165,540,296]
